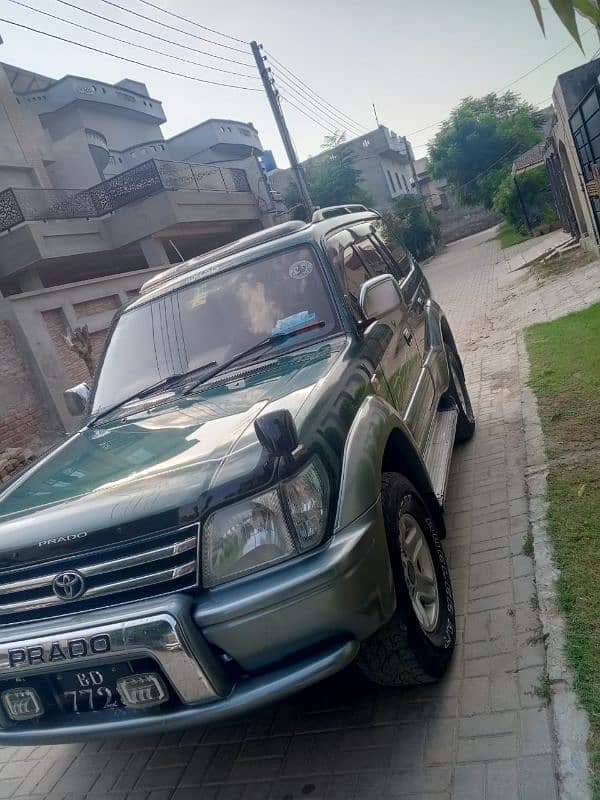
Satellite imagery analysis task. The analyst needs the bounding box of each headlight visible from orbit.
[202,459,330,587]
[281,460,330,552]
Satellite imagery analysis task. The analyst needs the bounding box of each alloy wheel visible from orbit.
[398,512,440,634]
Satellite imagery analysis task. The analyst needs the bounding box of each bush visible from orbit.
[380,196,441,260]
[493,166,558,233]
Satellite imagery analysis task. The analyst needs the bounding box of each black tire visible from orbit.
[446,346,475,443]
[357,474,455,686]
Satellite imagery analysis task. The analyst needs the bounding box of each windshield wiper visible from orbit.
[184,320,326,394]
[90,360,217,424]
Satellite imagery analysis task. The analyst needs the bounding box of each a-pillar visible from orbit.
[140,236,170,268]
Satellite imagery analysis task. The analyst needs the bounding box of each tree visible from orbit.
[380,196,441,261]
[428,91,544,209]
[529,0,600,48]
[493,166,559,232]
[284,144,371,213]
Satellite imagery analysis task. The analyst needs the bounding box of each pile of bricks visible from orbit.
[0,447,37,484]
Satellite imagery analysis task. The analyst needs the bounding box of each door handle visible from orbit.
[403,328,413,345]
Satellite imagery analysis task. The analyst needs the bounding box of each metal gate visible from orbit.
[569,84,600,237]
[545,143,579,238]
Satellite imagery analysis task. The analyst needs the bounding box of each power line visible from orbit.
[404,27,596,139]
[279,91,360,138]
[265,50,370,132]
[0,17,261,91]
[410,95,554,151]
[459,142,521,188]
[272,70,364,138]
[497,36,589,93]
[273,69,364,137]
[136,0,247,45]
[52,0,253,68]
[5,0,258,80]
[280,94,339,135]
[372,142,525,227]
[96,0,250,55]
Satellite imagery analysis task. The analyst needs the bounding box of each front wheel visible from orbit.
[357,474,455,686]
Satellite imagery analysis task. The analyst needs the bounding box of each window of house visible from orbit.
[387,170,396,195]
[402,175,409,192]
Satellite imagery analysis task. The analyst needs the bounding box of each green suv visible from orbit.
[0,205,474,741]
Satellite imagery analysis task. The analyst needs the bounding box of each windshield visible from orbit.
[90,245,339,415]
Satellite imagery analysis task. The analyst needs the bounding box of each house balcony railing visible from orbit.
[0,159,252,234]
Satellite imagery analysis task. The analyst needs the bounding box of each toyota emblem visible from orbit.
[52,570,86,601]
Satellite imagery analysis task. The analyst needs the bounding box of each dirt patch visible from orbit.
[530,248,597,283]
[536,389,600,458]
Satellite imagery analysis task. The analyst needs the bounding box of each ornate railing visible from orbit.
[0,159,251,234]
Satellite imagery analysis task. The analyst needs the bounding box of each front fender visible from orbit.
[334,395,436,532]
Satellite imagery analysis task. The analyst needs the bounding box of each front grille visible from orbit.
[0,523,199,624]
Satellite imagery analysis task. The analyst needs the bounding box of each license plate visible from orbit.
[54,663,130,713]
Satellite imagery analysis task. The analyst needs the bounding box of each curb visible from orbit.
[516,332,591,800]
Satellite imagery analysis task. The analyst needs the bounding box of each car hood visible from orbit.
[0,339,345,553]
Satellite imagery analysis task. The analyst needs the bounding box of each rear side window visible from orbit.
[327,224,412,321]
[372,232,411,279]
[340,245,370,319]
[353,237,390,278]
[327,232,370,321]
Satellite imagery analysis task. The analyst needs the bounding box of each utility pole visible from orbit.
[250,41,313,219]
[513,174,532,233]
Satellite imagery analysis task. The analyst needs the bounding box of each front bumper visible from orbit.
[0,499,394,743]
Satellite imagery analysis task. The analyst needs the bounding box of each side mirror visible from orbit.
[254,409,302,464]
[359,274,402,320]
[64,382,90,416]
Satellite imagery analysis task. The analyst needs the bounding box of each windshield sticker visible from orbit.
[189,284,208,308]
[289,260,313,279]
[272,310,316,336]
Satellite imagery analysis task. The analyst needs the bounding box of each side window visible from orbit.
[325,231,371,321]
[371,231,412,279]
[353,237,392,278]
[341,244,370,319]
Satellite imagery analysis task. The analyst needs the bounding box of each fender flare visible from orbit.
[334,395,443,535]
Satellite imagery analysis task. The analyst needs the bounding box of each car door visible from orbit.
[370,227,436,448]
[350,229,422,422]
[326,226,418,431]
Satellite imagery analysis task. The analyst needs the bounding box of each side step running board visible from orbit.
[423,407,458,505]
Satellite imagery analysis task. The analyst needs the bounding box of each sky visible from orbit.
[0,0,598,168]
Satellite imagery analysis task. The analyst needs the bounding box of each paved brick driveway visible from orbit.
[4,228,600,800]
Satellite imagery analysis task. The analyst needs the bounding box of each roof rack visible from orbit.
[140,220,308,295]
[311,204,379,222]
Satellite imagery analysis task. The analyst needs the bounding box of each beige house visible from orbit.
[268,125,419,211]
